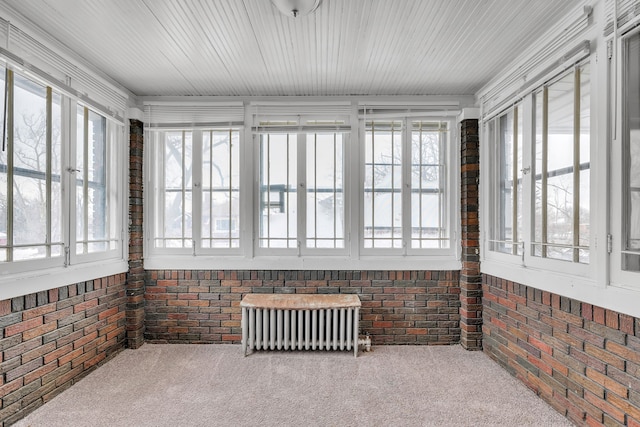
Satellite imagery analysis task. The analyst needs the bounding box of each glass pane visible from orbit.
[76,106,85,246]
[516,105,524,255]
[306,133,344,249]
[364,121,402,248]
[259,133,297,248]
[534,91,543,250]
[546,72,575,259]
[87,111,106,251]
[626,34,640,270]
[0,68,6,261]
[13,74,48,259]
[158,131,192,248]
[497,112,514,254]
[411,121,448,249]
[579,64,590,263]
[202,129,240,249]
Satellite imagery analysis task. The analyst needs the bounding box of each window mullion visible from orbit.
[402,119,411,254]
[298,133,306,254]
[542,86,549,258]
[512,108,519,255]
[573,67,581,263]
[83,107,89,255]
[192,130,203,253]
[6,70,13,263]
[45,87,52,258]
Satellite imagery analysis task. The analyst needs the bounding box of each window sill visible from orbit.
[0,259,129,301]
[481,258,640,319]
[144,254,461,271]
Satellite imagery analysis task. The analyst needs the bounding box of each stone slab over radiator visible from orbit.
[240,294,362,357]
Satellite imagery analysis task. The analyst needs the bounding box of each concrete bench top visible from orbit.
[240,294,361,310]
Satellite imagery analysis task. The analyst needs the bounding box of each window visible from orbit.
[364,119,452,252]
[202,130,239,249]
[623,33,640,272]
[0,67,124,275]
[153,131,193,249]
[257,130,346,252]
[533,64,590,264]
[488,106,523,255]
[145,107,459,269]
[150,128,241,253]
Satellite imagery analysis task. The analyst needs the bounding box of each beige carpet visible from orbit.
[15,344,573,427]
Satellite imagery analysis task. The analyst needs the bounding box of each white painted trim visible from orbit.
[482,258,640,319]
[0,260,128,302]
[458,108,480,122]
[144,255,461,272]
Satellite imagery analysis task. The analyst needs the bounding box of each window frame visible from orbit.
[0,64,127,295]
[611,27,640,290]
[360,116,457,257]
[483,59,595,280]
[252,128,350,257]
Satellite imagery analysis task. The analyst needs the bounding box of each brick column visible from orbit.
[126,119,145,348]
[460,118,482,350]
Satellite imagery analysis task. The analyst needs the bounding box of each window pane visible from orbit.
[156,131,192,248]
[12,75,62,260]
[364,121,402,248]
[579,63,590,263]
[0,68,6,261]
[625,34,640,271]
[546,72,575,261]
[306,132,344,249]
[259,133,297,248]
[411,121,448,249]
[533,67,590,263]
[202,129,240,249]
[534,91,543,257]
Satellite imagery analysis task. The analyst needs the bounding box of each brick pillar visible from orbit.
[126,119,145,349]
[460,118,482,350]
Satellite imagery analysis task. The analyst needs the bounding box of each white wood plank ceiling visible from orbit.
[2,0,585,97]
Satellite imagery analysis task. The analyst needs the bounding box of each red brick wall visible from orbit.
[483,274,640,426]
[144,270,461,345]
[0,274,126,425]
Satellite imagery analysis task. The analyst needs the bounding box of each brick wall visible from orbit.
[460,118,482,350]
[0,274,126,425]
[144,270,461,345]
[483,274,640,426]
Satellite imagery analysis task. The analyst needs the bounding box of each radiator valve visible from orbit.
[358,332,372,352]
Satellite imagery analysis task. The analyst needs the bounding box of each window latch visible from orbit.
[607,234,613,254]
[66,167,81,174]
[64,246,70,267]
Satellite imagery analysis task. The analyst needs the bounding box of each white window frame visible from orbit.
[144,105,462,270]
[360,116,457,257]
[0,65,127,300]
[611,26,640,291]
[482,58,596,281]
[252,125,350,257]
[146,127,244,257]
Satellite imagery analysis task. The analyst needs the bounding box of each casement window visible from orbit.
[149,128,241,253]
[533,64,590,264]
[0,67,124,275]
[257,129,346,253]
[618,31,640,276]
[363,119,452,253]
[488,106,524,256]
[146,107,459,269]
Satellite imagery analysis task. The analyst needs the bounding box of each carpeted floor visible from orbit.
[15,344,573,427]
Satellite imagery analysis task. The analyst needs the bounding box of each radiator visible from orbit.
[240,294,361,357]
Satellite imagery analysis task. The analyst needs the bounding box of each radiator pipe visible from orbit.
[358,333,372,352]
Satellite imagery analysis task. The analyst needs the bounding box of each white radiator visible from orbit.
[240,294,361,357]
